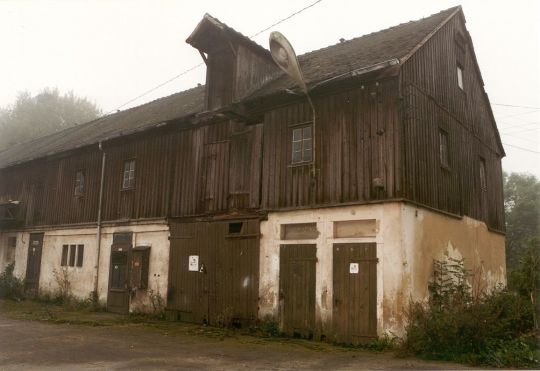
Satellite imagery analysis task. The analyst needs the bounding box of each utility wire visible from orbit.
[105,0,324,115]
[502,142,540,154]
[493,103,540,109]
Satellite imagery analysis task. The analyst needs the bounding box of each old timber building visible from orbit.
[0,7,505,341]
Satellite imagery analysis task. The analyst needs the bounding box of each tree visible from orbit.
[0,88,101,150]
[504,172,540,270]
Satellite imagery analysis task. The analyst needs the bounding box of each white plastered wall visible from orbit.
[0,221,170,312]
[259,202,506,338]
[259,203,402,337]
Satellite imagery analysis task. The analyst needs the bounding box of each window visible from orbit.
[122,160,136,189]
[291,125,313,164]
[74,170,85,196]
[457,65,464,90]
[61,244,84,267]
[228,222,243,234]
[439,130,449,168]
[479,158,487,191]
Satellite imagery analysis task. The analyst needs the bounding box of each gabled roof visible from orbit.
[252,6,460,97]
[186,13,273,61]
[0,6,465,169]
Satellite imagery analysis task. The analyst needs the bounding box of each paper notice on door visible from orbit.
[349,262,359,274]
[188,255,199,272]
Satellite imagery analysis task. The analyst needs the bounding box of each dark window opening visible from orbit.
[69,245,76,267]
[61,245,69,266]
[122,160,136,189]
[76,245,84,267]
[479,157,487,191]
[74,170,85,196]
[291,125,313,164]
[439,129,449,168]
[229,222,243,234]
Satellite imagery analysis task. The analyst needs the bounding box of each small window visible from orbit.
[479,157,487,191]
[74,170,85,196]
[291,125,313,164]
[61,244,84,267]
[457,65,464,90]
[122,160,136,189]
[439,130,449,168]
[228,222,243,234]
[76,245,84,267]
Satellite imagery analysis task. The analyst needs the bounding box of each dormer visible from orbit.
[187,14,279,111]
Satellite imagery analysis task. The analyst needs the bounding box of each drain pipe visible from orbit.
[94,141,106,299]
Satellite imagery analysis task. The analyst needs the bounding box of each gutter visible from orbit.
[93,141,106,299]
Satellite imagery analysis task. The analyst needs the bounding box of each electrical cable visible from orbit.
[105,0,324,115]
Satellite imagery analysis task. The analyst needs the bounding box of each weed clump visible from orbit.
[0,263,24,301]
[402,256,539,368]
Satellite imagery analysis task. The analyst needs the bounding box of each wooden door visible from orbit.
[24,233,44,298]
[107,233,132,314]
[167,219,260,326]
[279,244,316,338]
[333,243,377,344]
[168,222,210,324]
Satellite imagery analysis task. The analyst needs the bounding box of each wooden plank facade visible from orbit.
[0,6,506,338]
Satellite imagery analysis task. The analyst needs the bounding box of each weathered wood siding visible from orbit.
[233,45,278,101]
[0,119,262,227]
[261,79,401,209]
[401,13,505,230]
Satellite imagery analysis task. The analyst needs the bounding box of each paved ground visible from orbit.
[0,314,477,371]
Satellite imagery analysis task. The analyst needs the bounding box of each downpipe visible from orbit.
[93,141,106,300]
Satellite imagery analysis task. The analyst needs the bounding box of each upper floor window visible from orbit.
[457,65,464,90]
[291,125,313,164]
[122,160,136,189]
[479,157,487,191]
[439,130,449,168]
[74,170,85,196]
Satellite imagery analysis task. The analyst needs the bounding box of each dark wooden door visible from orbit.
[168,222,210,324]
[24,233,44,297]
[333,243,377,344]
[279,244,316,338]
[107,233,133,314]
[168,219,259,326]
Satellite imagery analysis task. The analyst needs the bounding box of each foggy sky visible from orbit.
[1,0,539,177]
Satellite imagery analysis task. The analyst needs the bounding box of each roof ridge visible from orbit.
[0,84,206,154]
[296,6,460,61]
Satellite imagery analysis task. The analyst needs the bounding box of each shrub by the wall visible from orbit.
[402,258,539,368]
[0,263,25,301]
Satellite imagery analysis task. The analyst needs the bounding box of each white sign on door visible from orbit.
[188,255,199,272]
[349,262,359,274]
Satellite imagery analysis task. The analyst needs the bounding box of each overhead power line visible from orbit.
[106,0,324,115]
[502,142,540,154]
[493,103,540,110]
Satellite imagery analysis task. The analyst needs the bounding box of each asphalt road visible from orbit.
[0,315,473,370]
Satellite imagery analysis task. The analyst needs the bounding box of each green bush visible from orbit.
[0,262,25,301]
[402,258,539,368]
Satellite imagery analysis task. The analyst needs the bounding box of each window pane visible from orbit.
[457,66,464,90]
[303,137,312,150]
[303,148,313,162]
[292,150,302,163]
[292,128,302,141]
[303,126,312,139]
[76,245,84,267]
[69,245,76,267]
[293,141,302,152]
[61,245,68,266]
